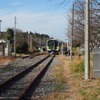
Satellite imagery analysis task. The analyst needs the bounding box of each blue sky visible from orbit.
[0,0,72,41]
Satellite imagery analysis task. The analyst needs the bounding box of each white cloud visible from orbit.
[1,10,68,40]
[10,2,22,6]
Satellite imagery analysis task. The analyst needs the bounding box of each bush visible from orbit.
[72,60,84,73]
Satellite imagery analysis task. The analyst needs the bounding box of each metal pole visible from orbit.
[67,39,69,50]
[0,20,2,32]
[14,17,16,57]
[65,38,69,56]
[62,42,63,55]
[85,0,90,80]
[70,3,74,61]
[67,27,70,57]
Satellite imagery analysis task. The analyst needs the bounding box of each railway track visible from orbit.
[0,55,55,100]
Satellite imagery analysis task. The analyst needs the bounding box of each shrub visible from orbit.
[72,60,84,73]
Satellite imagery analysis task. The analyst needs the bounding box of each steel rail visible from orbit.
[0,55,50,93]
[18,55,55,100]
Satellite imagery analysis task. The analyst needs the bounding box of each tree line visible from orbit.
[0,28,50,54]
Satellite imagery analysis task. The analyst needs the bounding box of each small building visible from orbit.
[0,40,11,56]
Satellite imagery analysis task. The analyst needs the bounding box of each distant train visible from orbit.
[46,39,62,54]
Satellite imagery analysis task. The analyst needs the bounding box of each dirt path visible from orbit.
[58,55,77,100]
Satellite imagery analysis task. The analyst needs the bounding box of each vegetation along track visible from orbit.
[0,54,55,100]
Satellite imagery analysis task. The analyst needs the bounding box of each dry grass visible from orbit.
[46,55,76,100]
[69,56,100,100]
[0,56,15,66]
[46,55,100,100]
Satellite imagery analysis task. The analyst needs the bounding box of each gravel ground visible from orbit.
[0,55,47,85]
[0,55,72,100]
[26,55,58,99]
[0,56,52,98]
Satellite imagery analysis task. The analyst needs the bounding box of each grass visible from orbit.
[54,83,65,93]
[71,59,84,73]
[54,63,66,93]
[46,55,69,100]
[45,55,100,100]
[55,65,66,83]
[69,56,100,100]
[78,79,100,100]
[45,92,68,100]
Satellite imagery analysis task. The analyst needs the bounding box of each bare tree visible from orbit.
[66,0,100,49]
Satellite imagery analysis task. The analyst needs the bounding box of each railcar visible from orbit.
[46,39,61,54]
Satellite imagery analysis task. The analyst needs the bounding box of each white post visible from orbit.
[85,0,90,80]
[14,17,16,57]
[0,20,2,32]
[62,42,63,55]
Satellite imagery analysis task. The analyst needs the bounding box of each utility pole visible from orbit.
[0,20,2,33]
[90,0,92,35]
[85,0,90,80]
[14,17,16,57]
[61,41,63,55]
[70,3,74,61]
[67,39,69,51]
